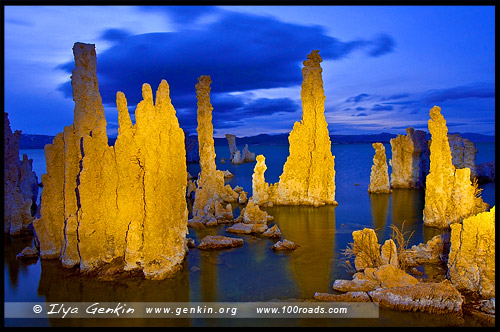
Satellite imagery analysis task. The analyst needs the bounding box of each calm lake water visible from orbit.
[5,142,495,327]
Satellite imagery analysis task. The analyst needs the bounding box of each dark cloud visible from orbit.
[5,18,33,27]
[384,93,410,101]
[356,107,366,111]
[346,93,371,103]
[235,97,299,117]
[423,82,494,104]
[100,28,132,42]
[366,34,396,57]
[55,9,395,133]
[172,95,299,133]
[356,113,368,116]
[371,104,394,111]
[139,6,219,26]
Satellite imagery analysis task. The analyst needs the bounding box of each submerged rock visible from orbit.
[448,206,495,299]
[368,143,391,194]
[33,43,188,280]
[222,170,234,178]
[423,106,488,228]
[263,224,282,239]
[186,238,196,249]
[251,51,336,207]
[389,127,429,189]
[270,239,299,252]
[197,235,244,250]
[16,246,39,260]
[226,222,268,235]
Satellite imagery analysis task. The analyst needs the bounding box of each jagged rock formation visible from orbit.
[368,143,391,194]
[351,228,382,271]
[333,264,418,292]
[448,133,477,179]
[402,234,445,267]
[251,50,336,207]
[190,76,239,225]
[242,199,274,224]
[380,239,398,266]
[185,133,200,163]
[448,206,495,299]
[389,127,429,189]
[251,155,278,206]
[476,161,495,183]
[33,42,188,280]
[226,199,274,234]
[423,106,488,228]
[323,226,464,315]
[225,134,256,165]
[238,190,248,204]
[4,112,39,235]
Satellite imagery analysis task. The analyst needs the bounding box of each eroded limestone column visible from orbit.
[423,106,488,228]
[368,143,391,194]
[252,50,336,207]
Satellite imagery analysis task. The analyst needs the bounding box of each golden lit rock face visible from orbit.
[448,206,495,299]
[251,155,275,206]
[33,42,188,279]
[352,228,381,271]
[423,106,488,228]
[389,127,429,189]
[191,76,238,223]
[252,50,336,207]
[368,143,391,194]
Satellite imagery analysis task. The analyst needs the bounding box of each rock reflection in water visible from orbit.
[37,259,191,327]
[369,193,390,240]
[4,234,38,288]
[266,205,336,298]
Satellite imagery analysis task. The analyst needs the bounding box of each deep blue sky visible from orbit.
[4,5,495,137]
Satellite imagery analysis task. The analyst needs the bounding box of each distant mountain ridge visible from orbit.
[19,132,495,149]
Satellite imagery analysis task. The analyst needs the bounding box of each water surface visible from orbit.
[5,142,495,327]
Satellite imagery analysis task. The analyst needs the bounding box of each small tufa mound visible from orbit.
[270,239,299,252]
[197,235,244,250]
